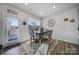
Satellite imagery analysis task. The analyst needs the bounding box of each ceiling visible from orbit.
[9,3,79,18]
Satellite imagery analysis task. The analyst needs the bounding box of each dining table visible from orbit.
[35,30,53,43]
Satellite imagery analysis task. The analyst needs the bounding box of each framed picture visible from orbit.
[64,18,68,22]
[69,18,75,23]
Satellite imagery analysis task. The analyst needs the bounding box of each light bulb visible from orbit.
[53,5,56,8]
[25,3,28,5]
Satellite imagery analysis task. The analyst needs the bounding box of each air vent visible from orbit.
[7,9,18,15]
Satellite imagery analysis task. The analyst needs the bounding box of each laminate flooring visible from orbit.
[0,39,79,55]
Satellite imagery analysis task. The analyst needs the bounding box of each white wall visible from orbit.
[42,7,79,45]
[0,4,41,47]
[2,5,30,47]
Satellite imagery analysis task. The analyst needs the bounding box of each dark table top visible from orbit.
[35,30,53,35]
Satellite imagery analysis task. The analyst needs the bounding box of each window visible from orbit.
[27,16,41,33]
[28,17,41,27]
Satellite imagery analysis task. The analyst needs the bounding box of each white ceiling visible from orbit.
[9,3,79,18]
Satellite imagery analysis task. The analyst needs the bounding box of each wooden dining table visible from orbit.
[35,30,53,44]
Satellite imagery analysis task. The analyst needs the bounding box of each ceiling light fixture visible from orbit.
[53,5,56,9]
[25,3,28,5]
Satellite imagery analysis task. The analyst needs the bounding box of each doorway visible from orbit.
[4,16,19,47]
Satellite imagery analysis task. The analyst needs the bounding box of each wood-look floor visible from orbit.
[48,39,79,55]
[1,44,28,55]
[0,38,79,55]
